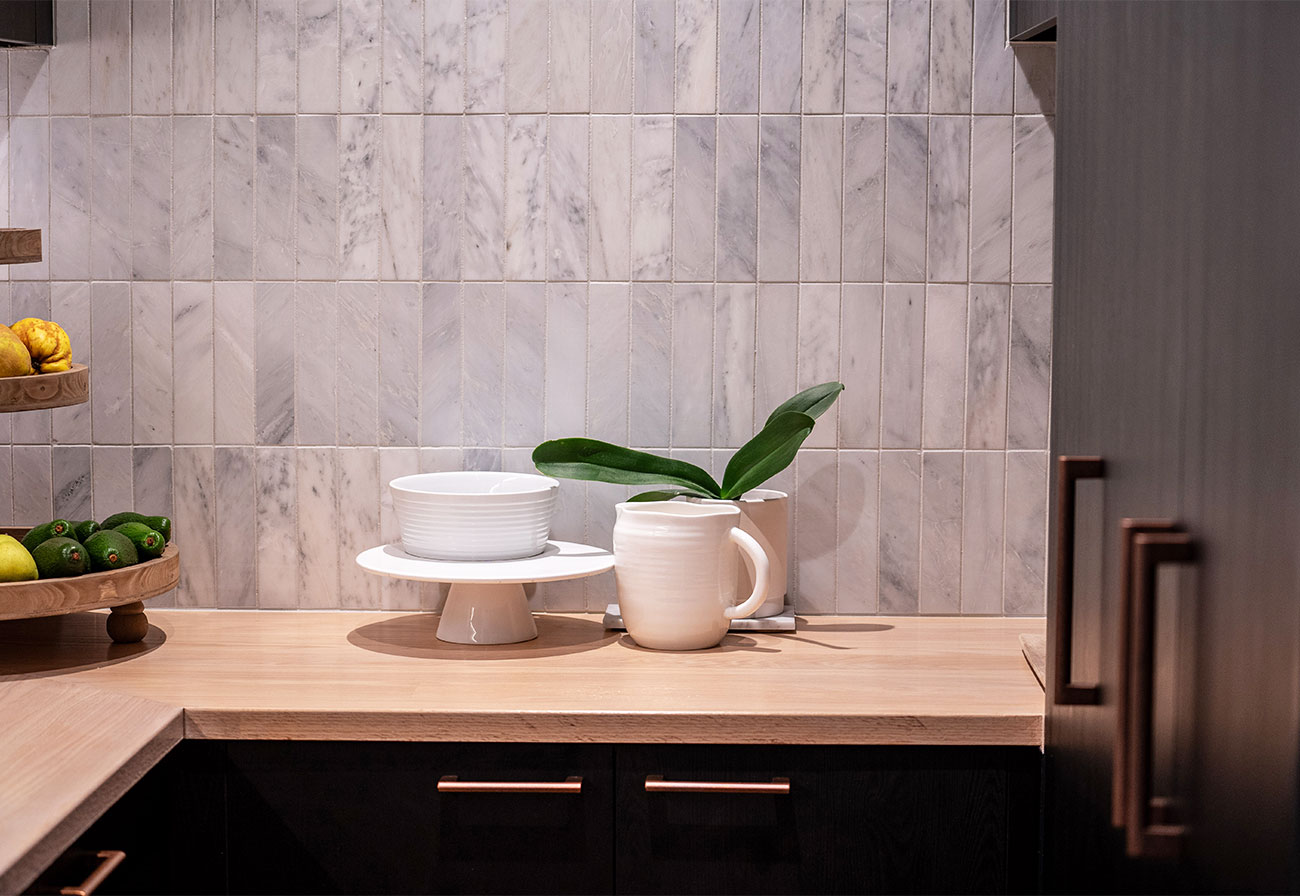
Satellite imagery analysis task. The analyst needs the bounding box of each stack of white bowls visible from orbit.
[388,471,559,562]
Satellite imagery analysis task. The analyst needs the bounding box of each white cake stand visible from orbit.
[355,541,614,645]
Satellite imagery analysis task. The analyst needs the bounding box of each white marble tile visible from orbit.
[50,0,91,115]
[173,447,217,607]
[337,447,383,607]
[718,0,758,112]
[378,448,423,608]
[886,0,929,113]
[214,282,257,444]
[629,283,671,447]
[969,115,1012,282]
[716,115,757,281]
[673,116,717,281]
[631,115,673,280]
[341,0,382,112]
[1013,44,1055,115]
[214,115,256,278]
[50,117,90,280]
[463,114,506,279]
[548,115,588,281]
[545,283,587,439]
[675,0,718,113]
[295,115,339,279]
[536,459,584,607]
[380,283,421,446]
[90,0,130,113]
[845,0,886,112]
[591,1,633,112]
[173,117,214,281]
[960,450,1004,613]
[798,284,842,449]
[89,446,130,522]
[131,116,172,279]
[919,450,962,613]
[0,448,12,528]
[465,0,507,112]
[13,446,52,523]
[1012,115,1054,283]
[1008,284,1051,449]
[173,282,215,445]
[507,0,547,112]
[421,283,462,446]
[298,0,339,112]
[712,283,755,447]
[213,446,257,606]
[383,0,424,113]
[51,283,92,444]
[634,0,674,113]
[380,114,423,280]
[1004,450,1047,614]
[505,115,547,280]
[838,283,881,448]
[91,283,132,444]
[972,0,1012,113]
[550,0,590,113]
[878,449,921,613]
[842,115,884,281]
[965,283,1008,449]
[295,282,337,445]
[132,0,172,114]
[929,0,971,113]
[422,117,463,276]
[10,49,49,116]
[255,282,296,445]
[256,447,298,608]
[926,114,970,282]
[132,283,174,445]
[671,284,713,447]
[337,282,379,445]
[587,283,630,443]
[424,0,464,112]
[215,0,256,113]
[759,0,801,113]
[922,284,967,449]
[132,445,174,518]
[339,115,382,277]
[11,117,50,280]
[883,115,926,282]
[10,285,50,445]
[758,116,800,281]
[52,445,92,522]
[880,284,924,448]
[803,0,846,113]
[462,283,505,445]
[754,283,798,422]
[800,117,843,281]
[0,291,10,441]
[589,115,631,280]
[297,447,340,607]
[793,449,838,613]
[503,282,545,446]
[836,449,878,613]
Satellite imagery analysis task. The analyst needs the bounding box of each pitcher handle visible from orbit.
[724,528,770,620]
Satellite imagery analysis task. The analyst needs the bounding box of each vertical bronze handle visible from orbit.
[1125,531,1194,859]
[1053,456,1105,705]
[59,850,125,896]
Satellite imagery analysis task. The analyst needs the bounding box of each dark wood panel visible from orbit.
[0,1,53,47]
[1010,0,1057,41]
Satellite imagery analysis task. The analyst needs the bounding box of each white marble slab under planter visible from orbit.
[602,604,797,633]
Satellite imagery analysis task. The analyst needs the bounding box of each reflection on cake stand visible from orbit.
[355,541,614,645]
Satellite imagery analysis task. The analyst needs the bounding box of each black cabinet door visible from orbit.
[0,1,53,46]
[1009,0,1058,41]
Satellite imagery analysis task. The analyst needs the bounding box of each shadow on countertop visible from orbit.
[349,612,618,661]
[0,612,165,679]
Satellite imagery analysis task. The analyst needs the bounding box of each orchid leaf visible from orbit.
[720,411,815,499]
[763,381,845,428]
[533,439,722,497]
[628,489,715,502]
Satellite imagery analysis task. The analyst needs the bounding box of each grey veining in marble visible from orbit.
[215,0,256,113]
[505,115,547,280]
[922,285,968,449]
[548,115,588,281]
[380,114,423,280]
[257,0,297,112]
[794,449,839,613]
[671,284,713,447]
[173,116,214,280]
[52,446,92,523]
[91,283,131,445]
[423,115,463,279]
[466,0,507,112]
[341,0,382,112]
[799,285,842,449]
[758,116,800,281]
[295,282,338,446]
[255,283,295,446]
[836,449,879,613]
[755,283,798,421]
[630,283,671,447]
[50,0,90,115]
[884,115,926,282]
[0,449,12,523]
[919,450,962,613]
[10,47,49,116]
[51,283,91,444]
[256,116,296,278]
[713,283,755,446]
[760,0,802,113]
[421,283,463,447]
[507,0,548,112]
[298,0,339,113]
[90,0,130,113]
[256,447,298,608]
[464,115,506,279]
[590,116,631,279]
[591,1,633,112]
[635,0,674,113]
[965,283,1008,449]
[970,115,1012,282]
[878,450,921,613]
[379,284,421,447]
[550,0,590,112]
[383,0,423,113]
[214,116,256,279]
[297,115,339,279]
[89,117,129,280]
[174,448,217,607]
[14,446,52,524]
[842,115,885,281]
[214,282,256,444]
[587,283,630,444]
[886,0,929,113]
[800,117,844,282]
[336,447,382,607]
[927,112,970,282]
[131,117,172,279]
[337,282,379,446]
[503,283,545,446]
[1008,284,1051,449]
[424,0,464,113]
[1004,450,1047,614]
[90,447,131,523]
[803,0,846,113]
[214,446,257,607]
[845,0,887,112]
[972,0,1012,113]
[716,116,758,281]
[719,0,759,112]
[960,449,1004,613]
[1012,114,1054,283]
[173,283,215,445]
[631,116,674,280]
[339,115,381,278]
[880,284,924,447]
[929,0,972,114]
[839,284,882,448]
[132,283,174,445]
[297,448,340,607]
[676,0,718,113]
[132,446,174,521]
[674,117,717,281]
[462,283,505,446]
[50,117,90,281]
[545,283,587,439]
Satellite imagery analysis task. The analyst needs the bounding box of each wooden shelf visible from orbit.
[0,229,41,265]
[0,363,88,412]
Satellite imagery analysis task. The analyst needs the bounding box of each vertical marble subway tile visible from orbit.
[51,283,92,443]
[341,0,381,113]
[927,115,970,282]
[336,447,382,607]
[675,0,718,113]
[421,283,462,446]
[173,283,215,445]
[718,0,758,112]
[174,0,214,113]
[339,115,381,278]
[463,115,506,279]
[886,0,929,113]
[13,447,53,523]
[758,116,800,281]
[337,282,379,445]
[11,117,51,280]
[634,0,674,113]
[132,283,174,444]
[463,447,502,471]
[173,116,215,281]
[754,283,798,421]
[1008,284,1052,449]
[800,117,844,281]
[1013,44,1056,115]
[803,0,846,113]
[589,115,631,280]
[629,283,671,447]
[716,115,757,281]
[960,450,1004,613]
[919,451,962,612]
[674,117,717,281]
[550,0,590,113]
[255,116,297,279]
[713,284,755,446]
[1012,115,1054,283]
[505,115,547,280]
[0,291,11,440]
[50,117,90,281]
[969,115,1012,282]
[255,283,295,445]
[380,283,422,446]
[671,284,713,447]
[298,0,340,112]
[10,48,50,116]
[759,0,801,113]
[90,447,132,520]
[133,446,174,518]
[845,0,887,112]
[548,115,589,281]
[0,448,11,524]
[296,115,339,279]
[591,2,633,112]
[214,282,256,444]
[424,0,464,112]
[587,283,630,443]
[507,0,547,112]
[972,0,1013,113]
[256,447,298,608]
[883,115,926,282]
[838,284,882,448]
[965,283,1008,449]
[503,282,545,446]
[878,450,921,613]
[378,448,423,608]
[380,114,423,280]
[131,116,172,279]
[423,116,463,280]
[174,447,217,607]
[11,285,50,444]
[296,447,340,607]
[383,0,424,113]
[922,284,967,449]
[842,115,884,281]
[880,284,924,448]
[215,0,256,112]
[214,446,257,606]
[545,283,587,438]
[214,116,256,278]
[794,450,838,613]
[631,115,673,280]
[295,282,337,445]
[90,0,130,113]
[462,283,505,445]
[52,446,92,522]
[465,0,507,113]
[50,0,91,115]
[836,449,879,613]
[798,285,842,449]
[1004,450,1048,614]
[132,0,172,114]
[91,283,131,444]
[929,0,972,113]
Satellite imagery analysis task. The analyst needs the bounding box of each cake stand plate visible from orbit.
[355,541,614,645]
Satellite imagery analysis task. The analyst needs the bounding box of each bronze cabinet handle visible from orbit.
[436,775,582,793]
[1053,456,1105,705]
[59,850,126,896]
[644,775,791,795]
[1125,531,1195,859]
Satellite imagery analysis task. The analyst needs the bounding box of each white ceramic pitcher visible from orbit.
[613,502,770,650]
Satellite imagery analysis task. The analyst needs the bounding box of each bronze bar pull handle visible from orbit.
[1125,531,1194,859]
[645,775,791,795]
[1112,519,1179,829]
[437,775,583,794]
[1053,456,1105,705]
[60,850,126,896]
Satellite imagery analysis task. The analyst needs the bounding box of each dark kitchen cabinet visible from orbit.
[0,1,53,47]
[1009,0,1057,42]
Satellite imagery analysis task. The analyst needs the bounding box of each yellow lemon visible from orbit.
[0,324,33,378]
[10,318,71,373]
[0,534,38,581]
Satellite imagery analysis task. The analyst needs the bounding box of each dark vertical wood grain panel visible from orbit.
[1009,0,1057,41]
[0,1,53,46]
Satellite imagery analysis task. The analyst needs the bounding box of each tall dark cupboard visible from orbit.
[1044,2,1300,892]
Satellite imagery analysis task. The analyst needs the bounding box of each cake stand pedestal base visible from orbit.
[436,583,537,644]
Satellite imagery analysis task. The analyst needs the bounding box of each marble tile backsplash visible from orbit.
[0,0,1054,615]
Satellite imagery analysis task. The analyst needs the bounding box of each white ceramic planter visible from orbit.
[689,489,789,617]
[388,471,558,561]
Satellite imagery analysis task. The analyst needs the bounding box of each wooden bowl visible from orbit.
[0,364,89,411]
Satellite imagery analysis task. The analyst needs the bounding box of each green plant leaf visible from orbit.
[720,411,816,499]
[533,439,722,497]
[628,489,715,502]
[763,381,845,428]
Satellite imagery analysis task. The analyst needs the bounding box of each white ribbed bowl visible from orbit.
[389,471,559,561]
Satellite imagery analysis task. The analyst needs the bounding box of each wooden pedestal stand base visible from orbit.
[105,601,149,644]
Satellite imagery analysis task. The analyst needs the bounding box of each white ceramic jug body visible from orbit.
[613,502,770,650]
[688,489,789,617]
